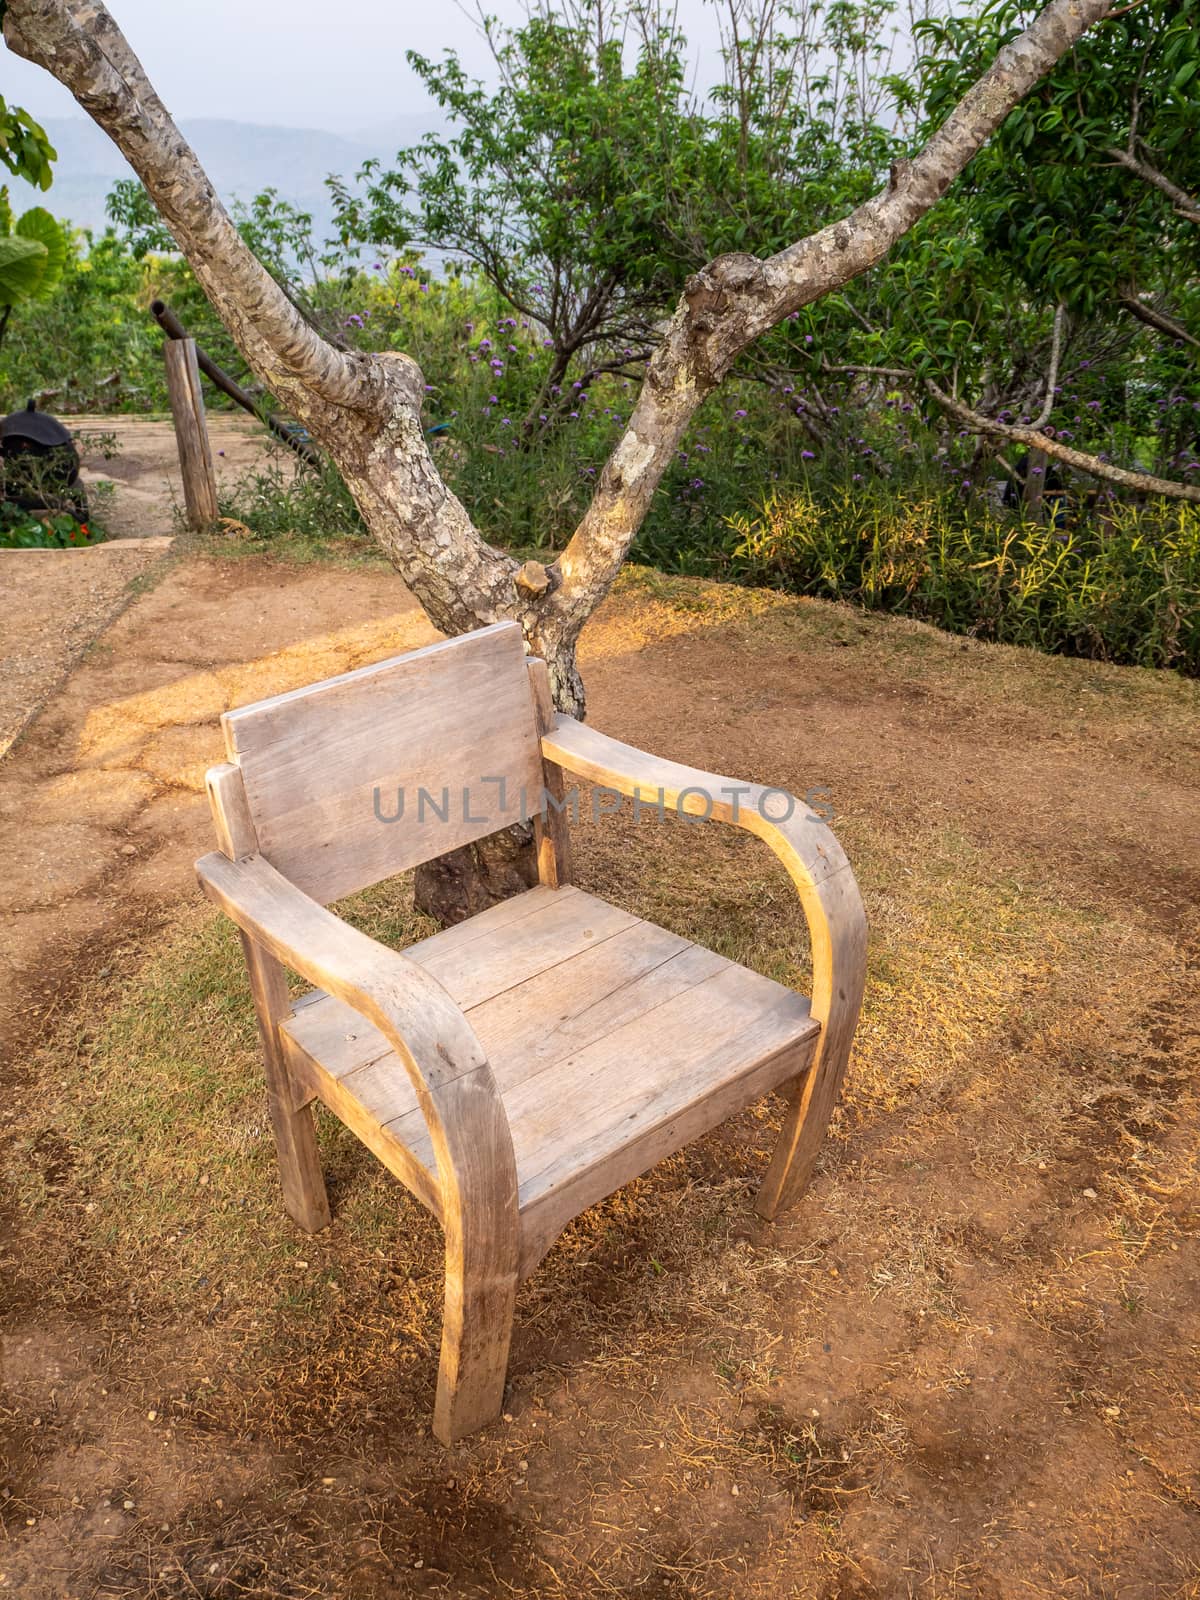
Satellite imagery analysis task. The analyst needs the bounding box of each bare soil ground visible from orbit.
[1,413,277,757]
[0,538,174,758]
[1,428,1197,1599]
[77,415,280,541]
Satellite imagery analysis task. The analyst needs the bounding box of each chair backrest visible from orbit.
[220,622,545,903]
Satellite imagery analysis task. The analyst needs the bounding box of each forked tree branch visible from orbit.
[2,0,1119,707]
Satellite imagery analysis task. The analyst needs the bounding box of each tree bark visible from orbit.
[1105,146,1200,226]
[925,381,1200,504]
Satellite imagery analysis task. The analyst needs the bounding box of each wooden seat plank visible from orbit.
[281,885,819,1273]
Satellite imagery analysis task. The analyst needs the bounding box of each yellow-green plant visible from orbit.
[729,487,1200,674]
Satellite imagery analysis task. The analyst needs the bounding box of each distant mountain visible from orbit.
[4,115,442,241]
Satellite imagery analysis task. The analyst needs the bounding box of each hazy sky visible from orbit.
[2,1,730,135]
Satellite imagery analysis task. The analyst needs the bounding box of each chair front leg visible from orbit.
[431,1099,520,1444]
[756,866,867,1220]
[433,1226,518,1445]
[239,931,331,1234]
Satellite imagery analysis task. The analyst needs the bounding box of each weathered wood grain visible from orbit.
[540,715,867,1218]
[280,884,820,1276]
[198,638,865,1442]
[163,336,218,530]
[195,849,519,1443]
[223,622,545,904]
[526,657,572,888]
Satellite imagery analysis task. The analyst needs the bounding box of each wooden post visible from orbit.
[163,336,218,529]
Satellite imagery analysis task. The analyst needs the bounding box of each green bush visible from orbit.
[727,486,1200,674]
[0,501,96,547]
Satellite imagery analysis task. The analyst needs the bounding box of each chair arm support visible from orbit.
[540,717,867,1187]
[196,851,519,1235]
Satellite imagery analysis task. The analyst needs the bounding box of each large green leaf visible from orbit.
[15,206,66,298]
[0,232,47,304]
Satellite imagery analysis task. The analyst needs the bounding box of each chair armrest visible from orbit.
[541,715,867,1199]
[196,850,518,1223]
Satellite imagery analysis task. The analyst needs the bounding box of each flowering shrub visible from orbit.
[0,502,98,547]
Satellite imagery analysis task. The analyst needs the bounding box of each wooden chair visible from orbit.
[196,622,866,1443]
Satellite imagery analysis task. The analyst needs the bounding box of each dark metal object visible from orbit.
[150,300,324,469]
[0,400,89,521]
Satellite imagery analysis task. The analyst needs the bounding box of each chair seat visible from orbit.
[280,884,819,1273]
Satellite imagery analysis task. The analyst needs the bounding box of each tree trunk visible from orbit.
[414,826,540,926]
[1,0,1119,922]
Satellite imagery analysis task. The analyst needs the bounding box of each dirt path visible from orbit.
[0,538,174,758]
[0,415,280,757]
[1,545,1198,1598]
[76,414,285,541]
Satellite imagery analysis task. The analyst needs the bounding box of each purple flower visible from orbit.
[488,394,498,404]
[734,409,747,419]
[802,450,815,460]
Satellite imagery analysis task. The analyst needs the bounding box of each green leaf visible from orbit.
[0,232,48,304]
[14,206,66,297]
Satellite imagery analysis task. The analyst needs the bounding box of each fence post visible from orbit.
[163,336,219,530]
